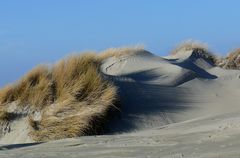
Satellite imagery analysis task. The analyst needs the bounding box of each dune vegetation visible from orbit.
[171,40,208,54]
[171,40,218,65]
[0,53,119,142]
[171,40,240,69]
[0,46,149,142]
[98,45,145,60]
[220,48,240,69]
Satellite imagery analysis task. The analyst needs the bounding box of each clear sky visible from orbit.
[0,0,240,87]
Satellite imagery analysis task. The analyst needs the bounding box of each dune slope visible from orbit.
[1,48,240,157]
[101,49,240,133]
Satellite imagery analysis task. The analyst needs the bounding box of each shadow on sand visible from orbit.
[105,75,194,133]
[103,57,218,133]
[0,142,43,150]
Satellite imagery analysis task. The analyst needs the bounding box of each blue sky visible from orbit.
[0,0,240,86]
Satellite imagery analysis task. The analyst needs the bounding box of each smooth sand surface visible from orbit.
[102,50,240,133]
[1,50,240,157]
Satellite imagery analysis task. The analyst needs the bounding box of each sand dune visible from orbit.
[102,49,240,133]
[1,48,240,157]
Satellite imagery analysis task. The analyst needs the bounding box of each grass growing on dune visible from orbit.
[221,49,240,69]
[0,53,118,141]
[98,45,145,60]
[171,40,209,55]
[171,40,218,65]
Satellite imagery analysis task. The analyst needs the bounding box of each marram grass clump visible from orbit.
[171,40,218,65]
[220,48,240,69]
[98,45,145,60]
[0,53,118,142]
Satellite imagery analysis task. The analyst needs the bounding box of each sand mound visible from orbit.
[1,46,240,157]
[101,48,240,133]
[1,45,240,140]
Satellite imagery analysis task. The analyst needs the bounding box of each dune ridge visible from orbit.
[1,43,240,157]
[101,46,240,133]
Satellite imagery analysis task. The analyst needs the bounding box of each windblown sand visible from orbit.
[1,49,240,158]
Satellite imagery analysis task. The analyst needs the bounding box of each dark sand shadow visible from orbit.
[0,142,43,150]
[175,62,217,79]
[105,76,194,133]
[103,57,217,133]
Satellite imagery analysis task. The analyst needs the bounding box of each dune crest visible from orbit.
[1,45,240,157]
[101,48,240,133]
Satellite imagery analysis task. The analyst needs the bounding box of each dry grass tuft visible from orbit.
[171,40,217,64]
[98,45,145,60]
[171,40,209,55]
[221,49,240,69]
[0,65,52,107]
[0,85,16,104]
[0,53,118,142]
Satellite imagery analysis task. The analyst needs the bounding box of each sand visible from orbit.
[1,49,240,157]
